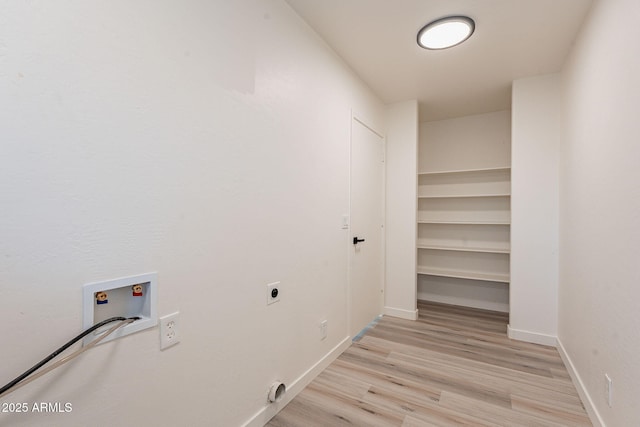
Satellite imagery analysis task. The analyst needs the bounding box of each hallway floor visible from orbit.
[268,300,591,426]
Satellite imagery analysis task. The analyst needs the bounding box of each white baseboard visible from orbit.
[241,336,352,427]
[383,306,419,320]
[556,338,605,427]
[507,325,557,347]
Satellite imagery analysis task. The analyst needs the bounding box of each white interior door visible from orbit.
[349,117,384,338]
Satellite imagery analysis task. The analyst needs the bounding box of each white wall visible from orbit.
[418,111,511,312]
[0,1,384,426]
[384,100,418,320]
[558,0,640,425]
[509,74,561,346]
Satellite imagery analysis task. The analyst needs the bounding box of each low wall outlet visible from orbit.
[160,312,180,350]
[82,272,158,346]
[320,320,328,340]
[605,373,612,407]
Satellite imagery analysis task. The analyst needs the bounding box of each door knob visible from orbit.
[353,237,365,245]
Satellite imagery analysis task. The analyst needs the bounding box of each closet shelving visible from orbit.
[417,167,511,284]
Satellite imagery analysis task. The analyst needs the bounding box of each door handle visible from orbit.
[353,237,365,245]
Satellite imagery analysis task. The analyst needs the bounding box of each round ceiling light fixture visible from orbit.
[417,16,475,50]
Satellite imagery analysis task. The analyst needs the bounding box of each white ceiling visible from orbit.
[285,0,593,121]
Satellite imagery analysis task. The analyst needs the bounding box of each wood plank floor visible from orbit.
[268,300,591,427]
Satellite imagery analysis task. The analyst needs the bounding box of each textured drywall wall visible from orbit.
[0,1,383,425]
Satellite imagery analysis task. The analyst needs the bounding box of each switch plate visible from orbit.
[160,312,180,350]
[267,282,280,305]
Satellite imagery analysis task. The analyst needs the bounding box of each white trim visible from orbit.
[383,306,419,320]
[348,110,386,337]
[380,134,387,328]
[241,336,352,427]
[556,338,605,427]
[347,113,354,339]
[507,324,557,347]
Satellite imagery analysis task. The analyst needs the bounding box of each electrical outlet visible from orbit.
[160,312,180,350]
[605,374,612,407]
[320,320,328,340]
[267,282,280,305]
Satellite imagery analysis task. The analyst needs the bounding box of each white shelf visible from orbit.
[417,193,510,199]
[417,224,510,254]
[417,266,510,283]
[417,244,510,254]
[416,161,511,309]
[417,195,510,225]
[418,166,511,176]
[417,219,511,225]
[418,168,511,198]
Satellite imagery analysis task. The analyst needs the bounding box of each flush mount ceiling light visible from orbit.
[417,16,475,50]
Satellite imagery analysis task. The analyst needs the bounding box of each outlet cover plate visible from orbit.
[320,320,328,340]
[160,312,180,350]
[605,373,612,407]
[267,282,281,305]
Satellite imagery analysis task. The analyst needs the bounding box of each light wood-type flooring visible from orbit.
[268,300,591,426]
